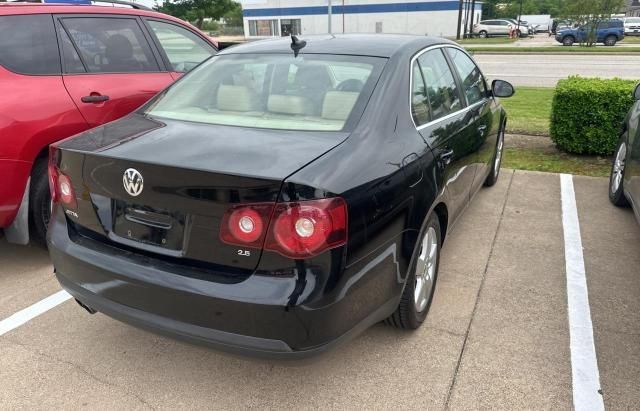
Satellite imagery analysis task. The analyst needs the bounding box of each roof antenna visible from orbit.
[290,35,306,58]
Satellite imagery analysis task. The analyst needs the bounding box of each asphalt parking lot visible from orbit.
[474,53,640,86]
[1,170,639,409]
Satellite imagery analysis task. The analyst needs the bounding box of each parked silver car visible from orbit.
[473,19,515,38]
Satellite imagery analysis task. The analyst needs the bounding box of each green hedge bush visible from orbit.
[550,76,637,155]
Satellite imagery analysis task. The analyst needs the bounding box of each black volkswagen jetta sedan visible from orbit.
[609,82,640,223]
[48,35,514,357]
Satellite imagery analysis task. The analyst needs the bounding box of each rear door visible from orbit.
[484,21,498,35]
[57,15,174,128]
[445,47,499,194]
[413,48,475,222]
[142,18,217,80]
[497,21,511,35]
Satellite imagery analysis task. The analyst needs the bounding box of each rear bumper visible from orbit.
[0,159,31,228]
[48,209,400,358]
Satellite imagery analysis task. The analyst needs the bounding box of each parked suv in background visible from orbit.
[504,18,531,36]
[555,19,624,46]
[0,3,217,244]
[473,19,514,38]
[624,17,640,36]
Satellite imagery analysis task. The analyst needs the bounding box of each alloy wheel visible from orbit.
[414,226,438,313]
[611,142,627,194]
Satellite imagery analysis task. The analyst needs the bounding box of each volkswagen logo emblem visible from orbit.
[123,168,144,197]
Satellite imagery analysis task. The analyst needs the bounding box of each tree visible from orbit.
[562,0,625,46]
[482,0,567,19]
[157,0,240,29]
[222,1,243,27]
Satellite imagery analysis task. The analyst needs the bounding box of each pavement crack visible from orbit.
[443,169,515,410]
[2,338,156,410]
[424,325,466,339]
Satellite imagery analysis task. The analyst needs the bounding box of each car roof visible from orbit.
[0,3,185,24]
[218,34,457,59]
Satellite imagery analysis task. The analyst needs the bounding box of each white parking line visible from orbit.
[560,174,604,411]
[0,290,71,337]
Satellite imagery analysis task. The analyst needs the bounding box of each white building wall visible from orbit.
[241,0,482,38]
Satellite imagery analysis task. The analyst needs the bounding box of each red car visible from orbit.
[0,2,217,244]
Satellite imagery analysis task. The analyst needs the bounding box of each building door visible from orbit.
[280,19,301,36]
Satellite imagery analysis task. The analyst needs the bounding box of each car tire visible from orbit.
[29,157,51,244]
[562,36,575,46]
[604,35,617,46]
[479,31,488,38]
[484,123,505,187]
[609,136,630,207]
[385,213,441,330]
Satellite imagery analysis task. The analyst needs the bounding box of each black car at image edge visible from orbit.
[47,34,515,358]
[609,83,640,223]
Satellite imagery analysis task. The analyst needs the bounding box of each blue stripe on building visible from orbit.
[243,1,480,17]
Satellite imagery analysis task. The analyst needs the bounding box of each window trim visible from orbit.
[57,20,89,74]
[409,44,490,131]
[55,14,165,75]
[142,17,217,73]
[410,59,432,126]
[442,46,488,108]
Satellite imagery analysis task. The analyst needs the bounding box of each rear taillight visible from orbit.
[219,198,347,259]
[220,204,273,248]
[48,145,77,210]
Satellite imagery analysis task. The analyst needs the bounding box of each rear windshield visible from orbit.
[626,18,640,23]
[145,53,386,131]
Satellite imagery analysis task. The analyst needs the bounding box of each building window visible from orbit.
[280,19,301,36]
[248,20,279,36]
[375,22,383,33]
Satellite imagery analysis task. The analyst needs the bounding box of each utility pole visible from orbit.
[328,0,332,34]
[517,0,524,36]
[464,0,471,38]
[470,0,477,28]
[456,0,464,40]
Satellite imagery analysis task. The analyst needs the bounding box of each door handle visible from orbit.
[477,124,488,134]
[81,95,109,103]
[439,149,455,166]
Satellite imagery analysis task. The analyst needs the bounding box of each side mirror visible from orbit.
[634,83,640,101]
[492,79,515,98]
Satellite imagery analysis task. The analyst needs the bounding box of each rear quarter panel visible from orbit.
[625,101,640,217]
[0,66,87,227]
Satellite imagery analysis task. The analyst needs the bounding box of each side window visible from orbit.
[58,26,86,74]
[446,48,487,106]
[61,17,159,73]
[0,15,60,75]
[417,49,462,121]
[411,61,430,126]
[147,20,215,72]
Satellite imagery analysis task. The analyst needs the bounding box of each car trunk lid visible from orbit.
[57,114,348,272]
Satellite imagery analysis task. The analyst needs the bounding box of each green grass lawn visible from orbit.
[503,148,611,177]
[621,36,640,43]
[500,87,554,136]
[466,46,640,53]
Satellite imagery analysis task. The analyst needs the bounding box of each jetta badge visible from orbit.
[123,168,144,197]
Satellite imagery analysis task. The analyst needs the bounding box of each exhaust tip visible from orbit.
[74,298,97,314]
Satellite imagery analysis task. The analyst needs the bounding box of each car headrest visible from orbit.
[322,91,359,121]
[217,85,259,112]
[267,95,314,115]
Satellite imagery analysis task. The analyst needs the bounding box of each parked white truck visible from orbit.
[518,14,552,32]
